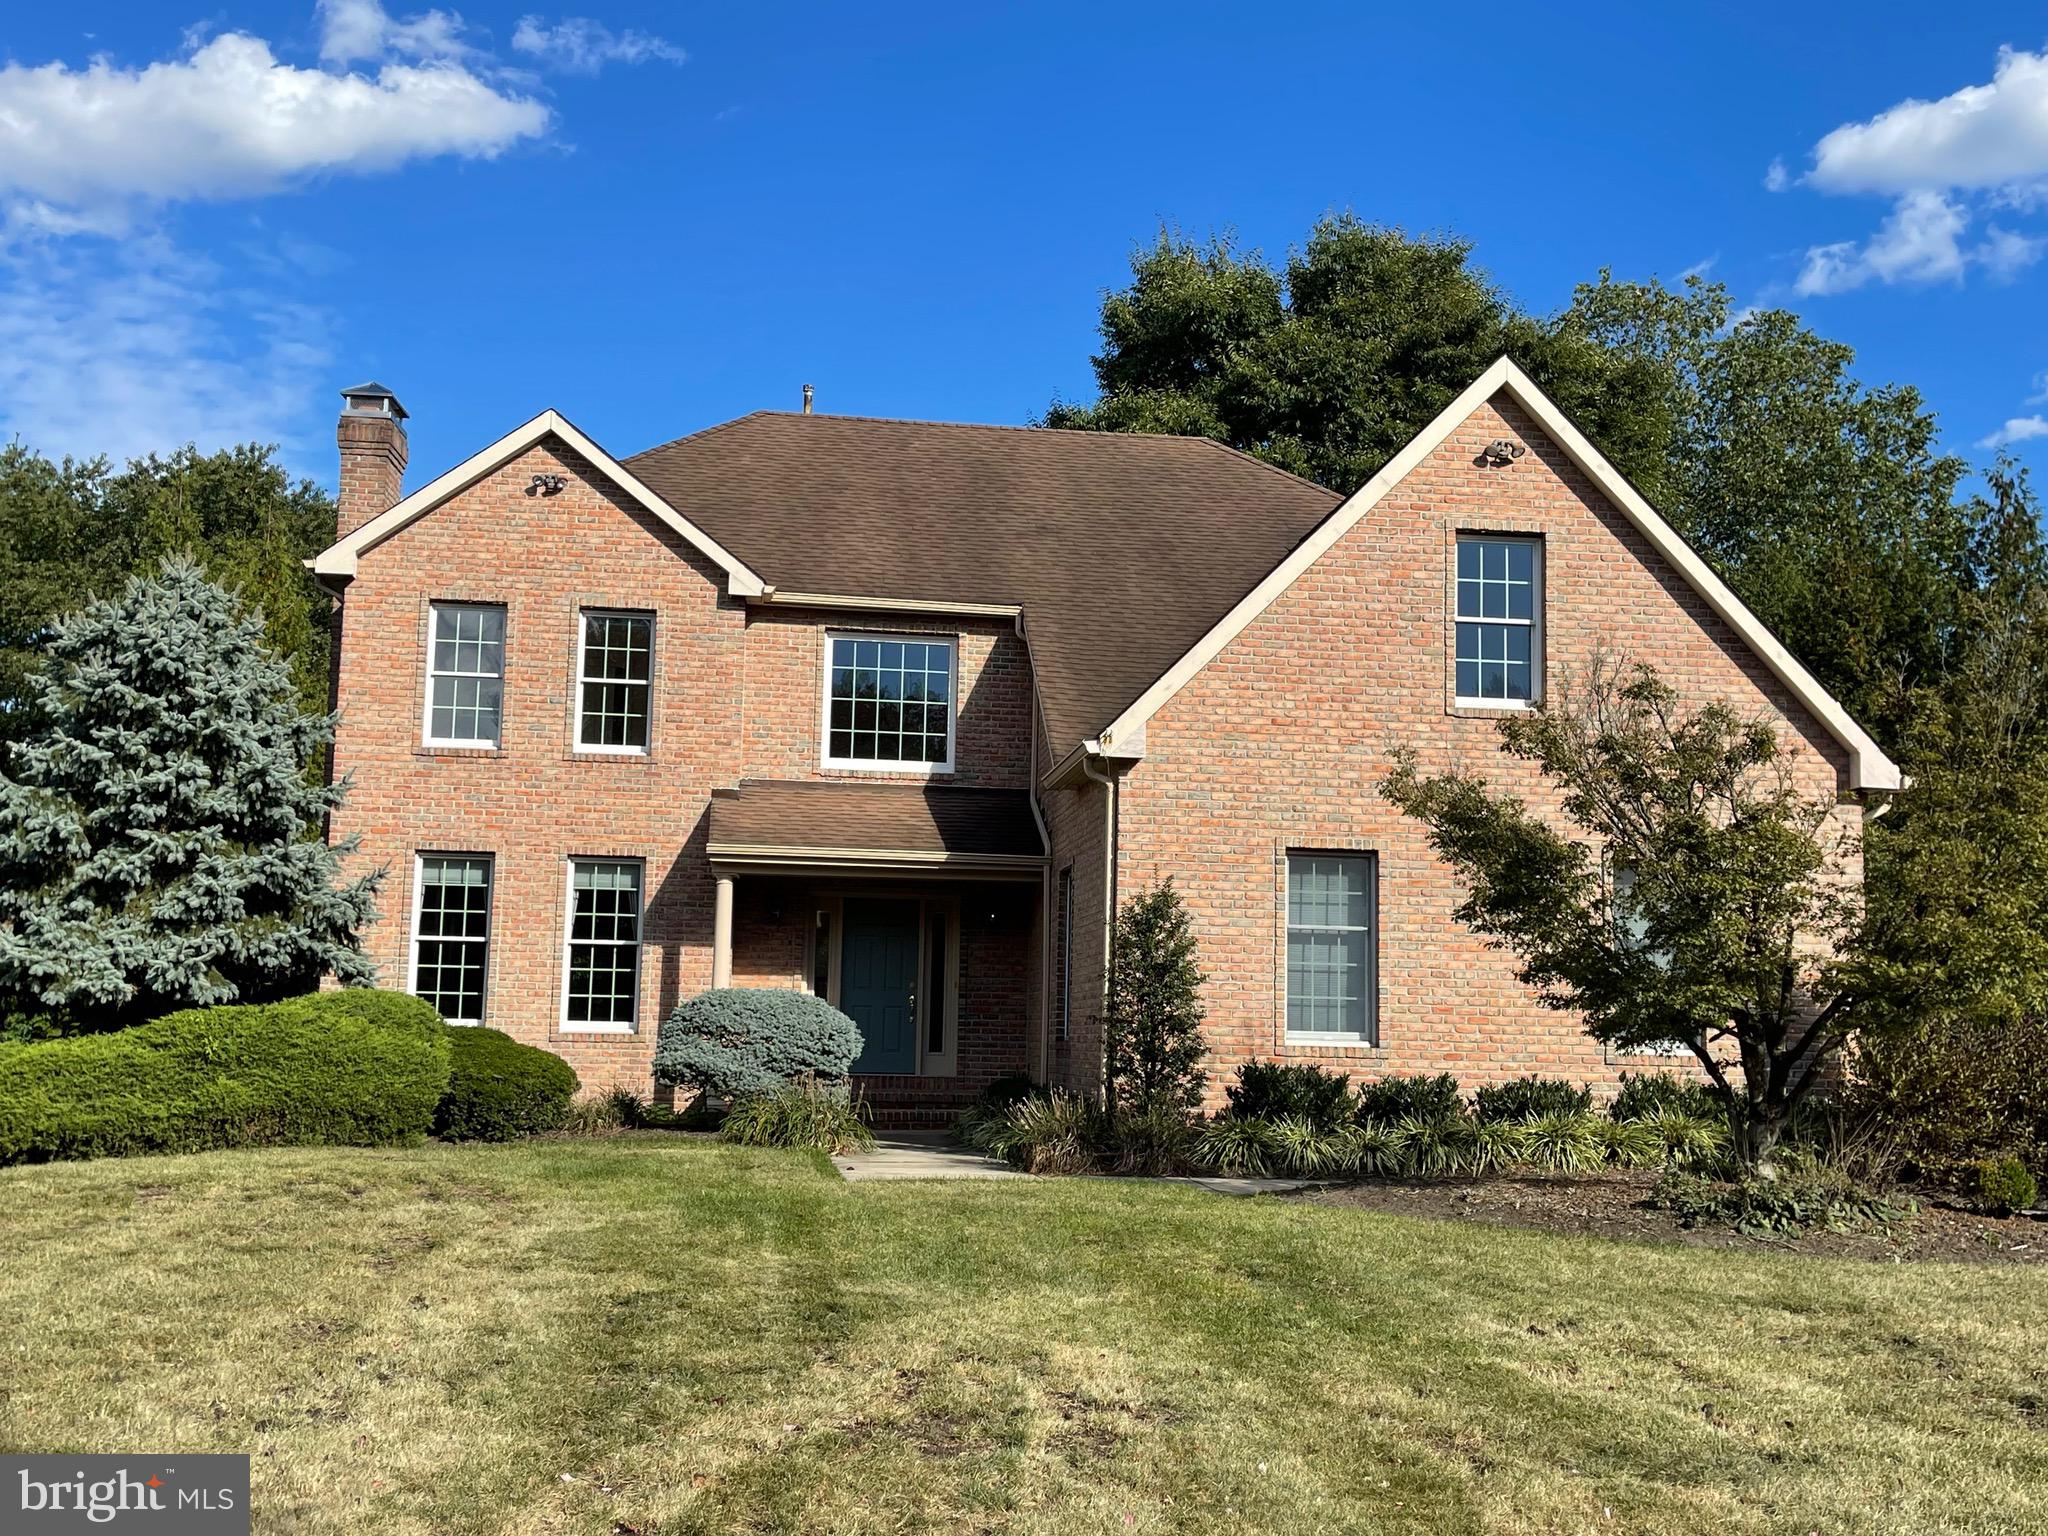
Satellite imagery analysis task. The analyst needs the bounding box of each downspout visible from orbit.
[1028,701,1055,1084]
[1081,747,1119,1103]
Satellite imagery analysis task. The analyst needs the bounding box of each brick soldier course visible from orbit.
[314,360,1898,1114]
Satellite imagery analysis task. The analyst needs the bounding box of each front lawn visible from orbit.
[1,1139,2042,1535]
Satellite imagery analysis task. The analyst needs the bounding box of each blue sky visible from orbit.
[2,1,2046,495]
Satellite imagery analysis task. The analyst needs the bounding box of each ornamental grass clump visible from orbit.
[720,1076,873,1155]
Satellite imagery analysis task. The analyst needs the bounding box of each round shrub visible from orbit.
[0,990,450,1166]
[654,988,861,1100]
[1971,1155,2039,1216]
[1356,1072,1463,1125]
[434,1026,579,1142]
[1225,1060,1356,1130]
[1610,1070,1721,1123]
[1473,1075,1593,1124]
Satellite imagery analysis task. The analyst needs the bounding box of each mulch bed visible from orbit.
[1303,1169,2048,1265]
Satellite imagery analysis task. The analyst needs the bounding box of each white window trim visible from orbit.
[574,609,654,756]
[1453,534,1544,712]
[819,630,958,774]
[1282,850,1379,1046]
[559,856,646,1034]
[409,852,493,1026]
[422,601,507,748]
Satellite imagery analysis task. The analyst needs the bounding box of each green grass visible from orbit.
[1,1139,2043,1535]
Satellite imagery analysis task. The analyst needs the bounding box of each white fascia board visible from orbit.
[1093,357,1902,792]
[310,409,767,596]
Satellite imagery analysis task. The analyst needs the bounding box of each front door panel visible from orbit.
[841,898,921,1075]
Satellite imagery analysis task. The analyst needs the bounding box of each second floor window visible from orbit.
[824,634,955,770]
[426,602,506,747]
[1455,535,1541,707]
[577,611,653,753]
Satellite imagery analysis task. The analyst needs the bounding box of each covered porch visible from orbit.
[707,779,1047,1122]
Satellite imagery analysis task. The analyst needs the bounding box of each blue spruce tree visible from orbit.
[0,556,381,1032]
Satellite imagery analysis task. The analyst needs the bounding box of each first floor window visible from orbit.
[1286,851,1376,1042]
[1455,535,1541,706]
[413,855,493,1024]
[577,611,652,751]
[825,633,954,769]
[565,859,643,1028]
[426,602,506,746]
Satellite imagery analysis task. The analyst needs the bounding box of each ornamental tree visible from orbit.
[1104,879,1209,1115]
[1381,658,1879,1169]
[0,556,381,1033]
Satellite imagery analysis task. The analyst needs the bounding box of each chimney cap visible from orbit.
[340,381,408,420]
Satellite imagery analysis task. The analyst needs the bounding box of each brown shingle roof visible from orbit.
[625,415,1341,753]
[708,780,1044,864]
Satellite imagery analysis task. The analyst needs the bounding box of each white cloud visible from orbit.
[1977,415,2048,450]
[0,233,333,465]
[1763,158,1789,193]
[0,23,548,224]
[511,15,686,73]
[317,0,478,65]
[1784,45,2048,297]
[1807,45,2048,195]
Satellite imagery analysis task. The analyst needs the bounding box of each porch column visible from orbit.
[712,874,734,989]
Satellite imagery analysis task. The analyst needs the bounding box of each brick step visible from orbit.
[864,1104,971,1131]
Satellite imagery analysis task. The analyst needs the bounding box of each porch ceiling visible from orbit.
[707,779,1046,878]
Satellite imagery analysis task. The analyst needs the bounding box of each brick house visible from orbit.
[313,360,1900,1117]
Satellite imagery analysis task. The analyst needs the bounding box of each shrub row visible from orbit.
[959,1091,1727,1180]
[1223,1062,1721,1130]
[0,991,581,1165]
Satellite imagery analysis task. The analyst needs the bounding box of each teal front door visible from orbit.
[841,898,921,1075]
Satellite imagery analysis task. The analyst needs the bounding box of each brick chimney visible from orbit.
[336,382,408,539]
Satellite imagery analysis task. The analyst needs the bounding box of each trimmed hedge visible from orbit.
[1225,1060,1356,1131]
[1356,1072,1463,1125]
[434,1026,579,1142]
[0,990,450,1166]
[1473,1075,1594,1124]
[654,988,861,1100]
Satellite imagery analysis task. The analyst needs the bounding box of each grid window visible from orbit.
[426,603,506,746]
[577,612,652,752]
[1286,852,1376,1042]
[825,635,954,768]
[412,855,493,1024]
[1455,537,1540,705]
[565,860,643,1028]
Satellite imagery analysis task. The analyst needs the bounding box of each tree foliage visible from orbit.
[0,441,335,756]
[1045,218,1662,498]
[0,557,380,1033]
[1382,659,1877,1167]
[1103,879,1209,1114]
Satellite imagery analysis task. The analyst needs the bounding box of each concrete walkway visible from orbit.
[834,1133,1030,1182]
[833,1135,1324,1194]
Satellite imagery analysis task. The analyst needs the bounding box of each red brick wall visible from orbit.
[328,436,1041,1097]
[741,610,1032,789]
[1110,393,1862,1105]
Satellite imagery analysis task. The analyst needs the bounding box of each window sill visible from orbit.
[1283,1035,1383,1054]
[559,1023,637,1036]
[416,743,506,759]
[568,748,653,763]
[821,760,954,776]
[1450,699,1538,718]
